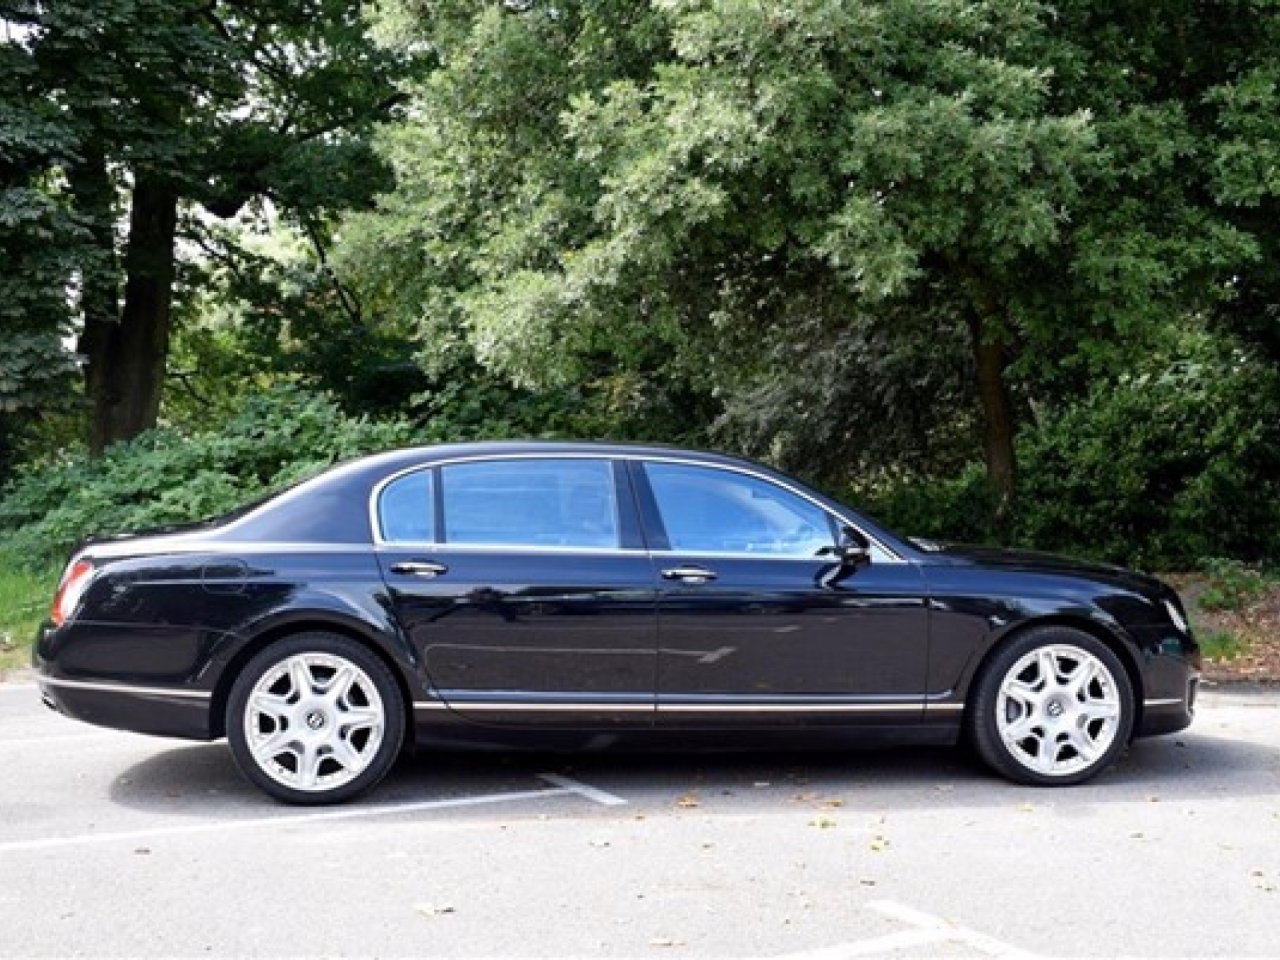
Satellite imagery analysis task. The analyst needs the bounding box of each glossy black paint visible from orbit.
[35,441,1200,756]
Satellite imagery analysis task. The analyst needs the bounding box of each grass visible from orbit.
[1198,629,1248,662]
[0,551,59,674]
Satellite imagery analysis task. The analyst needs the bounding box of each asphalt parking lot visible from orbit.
[2,682,1278,959]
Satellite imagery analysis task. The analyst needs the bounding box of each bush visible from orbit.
[851,463,999,545]
[1015,349,1280,569]
[0,386,416,568]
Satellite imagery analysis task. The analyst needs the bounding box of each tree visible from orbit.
[0,14,84,475]
[7,0,405,453]
[348,0,1277,532]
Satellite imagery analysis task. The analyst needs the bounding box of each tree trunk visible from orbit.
[81,174,178,454]
[966,314,1017,535]
[68,143,121,454]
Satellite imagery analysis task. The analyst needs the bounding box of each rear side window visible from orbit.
[441,458,619,549]
[378,470,435,543]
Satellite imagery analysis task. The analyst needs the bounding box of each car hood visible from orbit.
[917,541,1169,596]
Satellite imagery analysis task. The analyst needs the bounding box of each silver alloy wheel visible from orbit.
[996,643,1123,777]
[242,652,386,793]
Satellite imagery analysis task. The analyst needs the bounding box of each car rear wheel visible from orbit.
[227,633,404,804]
[967,627,1134,786]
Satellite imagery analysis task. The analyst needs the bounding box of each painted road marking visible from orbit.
[537,772,627,806]
[0,772,621,855]
[775,900,1040,960]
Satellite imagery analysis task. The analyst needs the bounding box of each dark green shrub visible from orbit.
[0,386,416,567]
[1015,351,1280,569]
[852,463,999,545]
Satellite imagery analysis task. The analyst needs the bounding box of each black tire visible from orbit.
[966,626,1134,786]
[226,632,405,804]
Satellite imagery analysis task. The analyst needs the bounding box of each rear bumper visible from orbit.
[37,675,215,741]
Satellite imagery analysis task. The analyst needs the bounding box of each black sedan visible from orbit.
[35,441,1200,803]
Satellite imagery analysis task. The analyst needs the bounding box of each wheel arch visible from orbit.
[210,617,419,744]
[963,614,1146,738]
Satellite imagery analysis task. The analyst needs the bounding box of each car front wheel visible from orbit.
[968,627,1134,786]
[227,633,405,804]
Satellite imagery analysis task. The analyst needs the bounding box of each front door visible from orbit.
[633,460,931,727]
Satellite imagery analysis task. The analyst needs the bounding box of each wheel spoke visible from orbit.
[322,665,357,707]
[339,706,382,732]
[1068,728,1098,764]
[1001,713,1040,746]
[1064,659,1101,698]
[296,742,324,788]
[328,734,364,772]
[1077,696,1120,724]
[251,728,296,764]
[288,658,314,698]
[1035,648,1062,685]
[249,691,294,723]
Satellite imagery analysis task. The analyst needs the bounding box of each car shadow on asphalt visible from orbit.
[105,728,1280,817]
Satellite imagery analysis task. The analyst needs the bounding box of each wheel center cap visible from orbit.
[305,710,327,731]
[1046,699,1066,719]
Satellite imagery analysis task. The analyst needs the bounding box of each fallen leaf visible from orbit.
[416,903,456,918]
[676,795,700,809]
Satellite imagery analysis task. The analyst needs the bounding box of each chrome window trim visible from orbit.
[40,676,212,701]
[379,542,650,558]
[369,451,904,564]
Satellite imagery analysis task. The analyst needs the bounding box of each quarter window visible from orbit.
[441,459,619,549]
[644,462,836,557]
[378,469,435,543]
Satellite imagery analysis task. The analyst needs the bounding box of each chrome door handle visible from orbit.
[389,561,449,578]
[661,565,718,583]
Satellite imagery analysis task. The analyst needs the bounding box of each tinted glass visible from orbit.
[645,462,835,557]
[442,459,619,548]
[378,469,435,543]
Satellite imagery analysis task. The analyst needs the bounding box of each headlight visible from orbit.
[1163,598,1189,634]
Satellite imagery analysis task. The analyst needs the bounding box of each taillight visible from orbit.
[51,558,95,627]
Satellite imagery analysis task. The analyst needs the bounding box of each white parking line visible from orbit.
[775,901,1040,960]
[0,773,622,855]
[537,772,627,806]
[0,732,122,747]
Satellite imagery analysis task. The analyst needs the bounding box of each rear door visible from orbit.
[374,456,658,727]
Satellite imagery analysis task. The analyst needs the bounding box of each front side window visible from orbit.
[644,462,836,557]
[441,458,619,549]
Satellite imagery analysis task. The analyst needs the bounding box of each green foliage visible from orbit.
[1197,629,1247,663]
[1015,337,1280,568]
[851,465,999,546]
[0,387,416,568]
[1198,558,1274,613]
[0,550,57,670]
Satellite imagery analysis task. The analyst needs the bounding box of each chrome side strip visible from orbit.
[39,677,212,700]
[414,701,653,713]
[659,702,921,714]
[1144,697,1186,708]
[415,698,940,715]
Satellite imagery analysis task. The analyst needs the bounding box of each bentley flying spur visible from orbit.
[35,442,1200,803]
